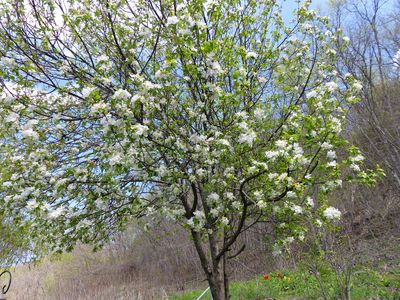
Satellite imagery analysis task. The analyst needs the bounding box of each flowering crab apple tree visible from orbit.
[0,0,381,298]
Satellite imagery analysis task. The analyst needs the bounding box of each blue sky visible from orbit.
[281,0,329,21]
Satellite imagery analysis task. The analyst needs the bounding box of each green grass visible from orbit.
[170,268,400,300]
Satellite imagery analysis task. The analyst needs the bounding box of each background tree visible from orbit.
[0,0,379,298]
[331,0,400,188]
[327,0,400,262]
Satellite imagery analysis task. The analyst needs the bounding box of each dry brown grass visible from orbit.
[7,221,278,299]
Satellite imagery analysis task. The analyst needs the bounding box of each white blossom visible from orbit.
[0,56,16,67]
[217,139,231,147]
[327,160,337,167]
[352,81,363,91]
[291,205,303,215]
[326,81,338,92]
[275,140,287,149]
[286,191,296,198]
[330,117,342,133]
[246,51,258,59]
[306,90,318,98]
[258,76,267,83]
[91,102,108,114]
[265,150,279,159]
[48,206,65,219]
[5,112,19,123]
[305,197,314,207]
[220,216,229,226]
[193,210,205,218]
[323,206,341,220]
[210,61,223,75]
[327,150,336,160]
[82,87,95,98]
[225,192,234,200]
[232,201,241,209]
[112,89,131,100]
[22,128,39,140]
[27,199,39,210]
[238,130,257,147]
[352,154,365,162]
[257,200,267,209]
[207,193,220,202]
[321,142,333,150]
[285,236,295,244]
[132,124,149,136]
[109,153,123,165]
[166,16,179,26]
[97,54,109,63]
[268,173,278,180]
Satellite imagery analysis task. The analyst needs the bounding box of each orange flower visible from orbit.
[263,275,269,281]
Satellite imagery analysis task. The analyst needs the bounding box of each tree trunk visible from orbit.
[190,229,229,300]
[208,260,229,300]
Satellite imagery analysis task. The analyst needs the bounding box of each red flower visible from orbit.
[276,273,281,278]
[263,275,269,281]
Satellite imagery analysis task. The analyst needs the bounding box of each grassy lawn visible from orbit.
[170,268,400,299]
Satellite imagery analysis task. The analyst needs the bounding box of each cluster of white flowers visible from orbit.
[207,61,224,77]
[257,76,267,83]
[325,81,338,92]
[220,216,229,226]
[91,102,108,114]
[349,154,365,172]
[246,51,258,59]
[290,204,303,215]
[112,89,131,100]
[300,23,315,33]
[275,139,287,149]
[327,150,336,160]
[352,81,363,91]
[166,16,179,26]
[82,87,95,98]
[48,206,65,219]
[306,90,318,98]
[327,160,337,167]
[321,142,333,150]
[238,130,257,147]
[238,122,257,146]
[323,206,341,220]
[26,199,39,210]
[5,111,19,123]
[286,191,296,198]
[330,116,342,133]
[0,56,16,68]
[207,192,220,203]
[109,153,123,166]
[265,150,279,160]
[187,210,206,231]
[21,120,39,140]
[132,124,148,136]
[203,0,217,11]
